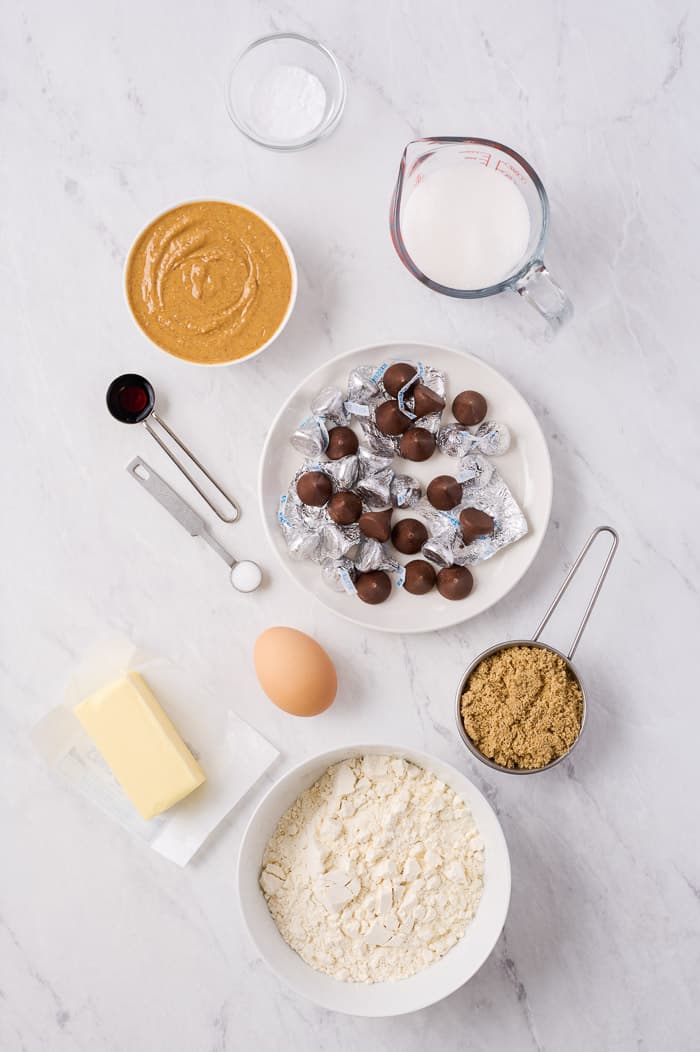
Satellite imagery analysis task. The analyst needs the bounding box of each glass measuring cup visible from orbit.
[390,137,572,329]
[106,374,239,523]
[454,526,619,774]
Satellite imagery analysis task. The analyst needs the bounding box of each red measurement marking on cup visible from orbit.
[495,158,526,183]
[459,150,492,166]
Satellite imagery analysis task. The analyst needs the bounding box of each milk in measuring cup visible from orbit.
[401,163,531,290]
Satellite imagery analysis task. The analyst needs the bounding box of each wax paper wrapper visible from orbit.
[31,637,279,866]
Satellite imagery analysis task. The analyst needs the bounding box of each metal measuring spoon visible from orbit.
[454,525,619,774]
[107,374,239,523]
[127,457,262,593]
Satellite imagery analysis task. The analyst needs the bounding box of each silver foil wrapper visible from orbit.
[281,361,525,594]
[419,364,446,399]
[279,466,359,566]
[472,421,511,456]
[289,386,348,456]
[436,425,469,458]
[285,527,323,562]
[390,361,446,417]
[437,420,511,458]
[422,528,457,568]
[357,448,394,476]
[356,469,392,509]
[412,459,525,568]
[353,538,400,574]
[451,456,527,564]
[290,416,329,457]
[346,365,381,407]
[420,504,461,534]
[355,447,394,507]
[278,493,324,561]
[354,362,447,450]
[321,558,357,594]
[324,454,360,489]
[411,410,442,436]
[359,419,397,457]
[390,473,422,508]
[311,385,347,425]
[457,453,496,488]
[418,506,460,566]
[415,452,527,565]
[279,481,325,529]
[319,523,361,562]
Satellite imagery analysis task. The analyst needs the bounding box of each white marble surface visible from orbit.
[2,0,698,1048]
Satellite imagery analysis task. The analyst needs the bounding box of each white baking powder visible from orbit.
[251,65,327,141]
[260,755,484,982]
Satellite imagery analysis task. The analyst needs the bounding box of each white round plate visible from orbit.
[259,342,552,633]
[238,743,511,1017]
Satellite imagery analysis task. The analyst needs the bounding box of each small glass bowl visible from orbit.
[226,33,346,151]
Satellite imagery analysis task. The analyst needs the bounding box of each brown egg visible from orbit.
[253,627,337,717]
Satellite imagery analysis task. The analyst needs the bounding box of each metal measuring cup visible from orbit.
[106,374,239,523]
[454,526,619,774]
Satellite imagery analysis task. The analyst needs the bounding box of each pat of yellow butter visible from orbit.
[74,671,206,820]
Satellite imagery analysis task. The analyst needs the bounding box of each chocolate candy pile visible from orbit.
[280,360,528,605]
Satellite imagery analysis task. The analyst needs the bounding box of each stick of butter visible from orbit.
[73,671,206,820]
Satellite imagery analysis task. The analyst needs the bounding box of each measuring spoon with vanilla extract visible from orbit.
[106,374,239,523]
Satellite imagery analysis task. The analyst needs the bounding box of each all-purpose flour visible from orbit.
[260,755,485,983]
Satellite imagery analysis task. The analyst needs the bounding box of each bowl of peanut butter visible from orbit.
[124,199,297,366]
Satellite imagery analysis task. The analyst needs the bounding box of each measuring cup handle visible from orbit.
[513,259,573,330]
[532,526,619,660]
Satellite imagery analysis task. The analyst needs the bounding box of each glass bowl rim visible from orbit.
[226,32,347,151]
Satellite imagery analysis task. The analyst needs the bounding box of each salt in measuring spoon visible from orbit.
[107,374,239,523]
[454,526,619,774]
[127,457,262,593]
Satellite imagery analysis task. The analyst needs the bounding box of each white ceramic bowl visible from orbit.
[259,342,552,632]
[123,199,297,367]
[238,744,511,1016]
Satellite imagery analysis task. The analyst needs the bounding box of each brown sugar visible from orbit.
[461,645,583,770]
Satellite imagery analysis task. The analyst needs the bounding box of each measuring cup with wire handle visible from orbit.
[455,526,619,774]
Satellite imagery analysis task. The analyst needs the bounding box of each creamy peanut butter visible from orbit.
[125,201,293,364]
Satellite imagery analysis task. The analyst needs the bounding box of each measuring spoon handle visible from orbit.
[127,456,236,567]
[532,525,619,660]
[198,528,236,569]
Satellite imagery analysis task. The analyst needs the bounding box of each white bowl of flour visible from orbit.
[238,744,510,1016]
